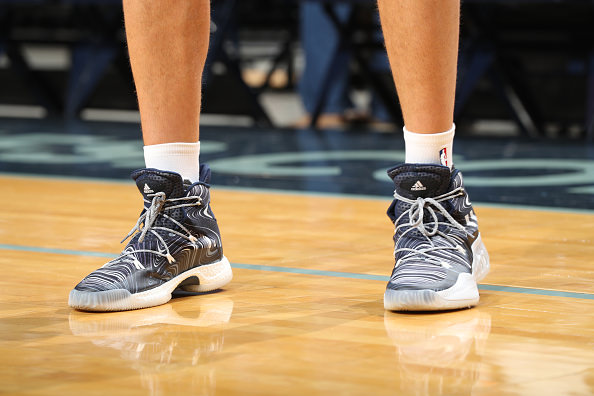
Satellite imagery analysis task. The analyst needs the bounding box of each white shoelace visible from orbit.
[393,187,470,269]
[106,192,203,266]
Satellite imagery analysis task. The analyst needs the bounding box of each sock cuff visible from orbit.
[403,124,455,146]
[143,142,201,182]
[143,142,200,157]
[403,124,455,169]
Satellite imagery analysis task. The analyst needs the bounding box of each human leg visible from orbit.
[125,0,210,182]
[125,0,208,145]
[69,0,232,311]
[378,0,459,134]
[378,0,489,311]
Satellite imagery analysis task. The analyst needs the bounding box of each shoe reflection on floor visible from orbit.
[383,309,491,396]
[69,293,234,396]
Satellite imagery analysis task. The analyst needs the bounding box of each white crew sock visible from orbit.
[143,142,201,183]
[403,124,455,170]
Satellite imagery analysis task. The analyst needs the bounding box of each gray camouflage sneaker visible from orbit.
[384,164,489,311]
[69,164,232,311]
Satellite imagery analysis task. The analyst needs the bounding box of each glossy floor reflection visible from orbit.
[1,174,593,395]
[384,310,492,395]
[69,295,233,395]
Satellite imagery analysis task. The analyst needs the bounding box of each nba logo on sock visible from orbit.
[440,148,448,167]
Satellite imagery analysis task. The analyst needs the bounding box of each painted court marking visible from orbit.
[2,243,593,301]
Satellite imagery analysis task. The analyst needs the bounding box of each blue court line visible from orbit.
[231,262,388,281]
[476,284,594,299]
[2,243,594,301]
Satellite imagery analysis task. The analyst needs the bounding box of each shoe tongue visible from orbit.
[131,169,185,200]
[387,164,451,199]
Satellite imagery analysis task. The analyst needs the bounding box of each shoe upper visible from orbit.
[74,164,223,294]
[386,164,479,292]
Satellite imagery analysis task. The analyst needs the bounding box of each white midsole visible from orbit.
[69,257,232,311]
[385,234,490,310]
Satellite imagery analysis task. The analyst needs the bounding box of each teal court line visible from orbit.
[2,243,593,301]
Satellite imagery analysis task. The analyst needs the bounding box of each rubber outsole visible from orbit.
[384,233,490,311]
[68,257,233,312]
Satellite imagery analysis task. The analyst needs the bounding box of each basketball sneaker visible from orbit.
[69,164,232,312]
[384,164,489,311]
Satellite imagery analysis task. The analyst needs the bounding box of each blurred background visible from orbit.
[0,0,593,210]
[0,0,592,138]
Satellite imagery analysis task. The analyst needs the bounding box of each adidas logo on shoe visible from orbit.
[143,183,154,194]
[410,180,427,191]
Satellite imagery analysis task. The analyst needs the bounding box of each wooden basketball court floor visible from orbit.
[1,173,593,395]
